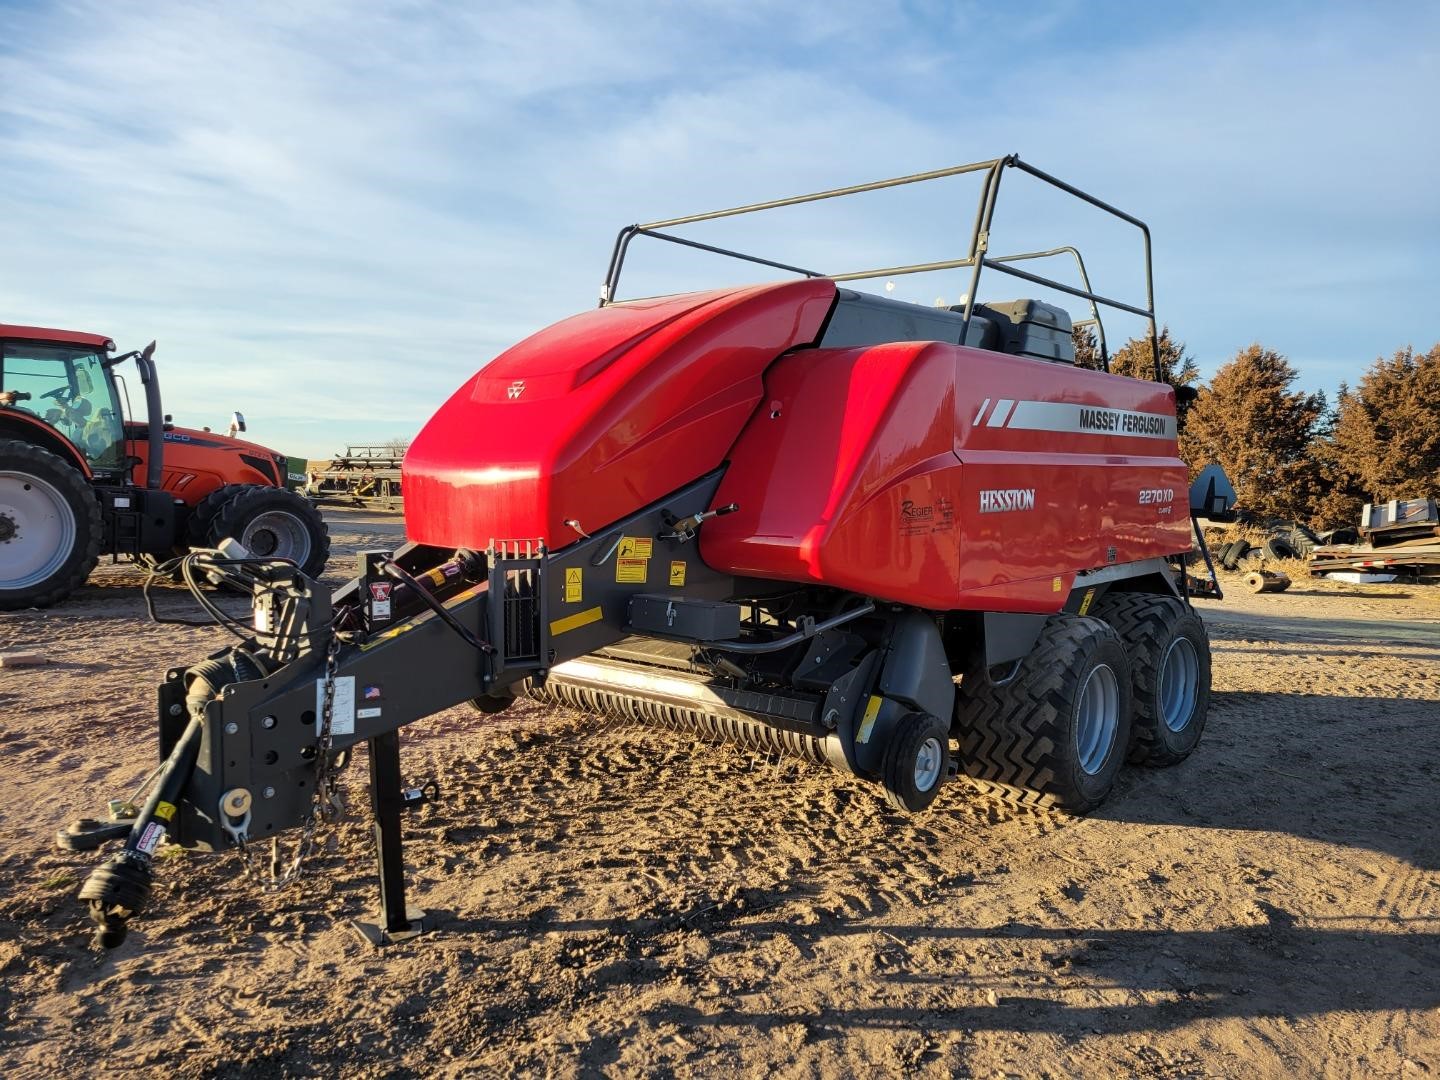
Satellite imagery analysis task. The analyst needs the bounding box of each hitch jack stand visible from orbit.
[351,730,434,948]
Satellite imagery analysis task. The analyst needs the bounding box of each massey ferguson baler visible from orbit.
[71,156,1234,949]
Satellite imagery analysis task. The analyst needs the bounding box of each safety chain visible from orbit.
[234,628,344,889]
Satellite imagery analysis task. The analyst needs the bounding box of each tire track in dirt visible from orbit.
[2,529,1439,1076]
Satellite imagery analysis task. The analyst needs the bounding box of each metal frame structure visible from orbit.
[600,155,1160,381]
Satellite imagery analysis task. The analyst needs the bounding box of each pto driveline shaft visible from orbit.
[371,549,485,624]
[79,712,204,948]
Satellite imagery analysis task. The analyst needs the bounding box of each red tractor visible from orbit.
[70,156,1234,949]
[0,326,328,609]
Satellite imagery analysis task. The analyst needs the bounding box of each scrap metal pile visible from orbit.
[1308,498,1440,582]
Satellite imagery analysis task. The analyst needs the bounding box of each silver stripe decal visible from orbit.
[986,399,1015,427]
[1004,400,1175,440]
[972,398,991,426]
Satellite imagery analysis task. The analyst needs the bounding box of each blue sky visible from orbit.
[2,0,1437,458]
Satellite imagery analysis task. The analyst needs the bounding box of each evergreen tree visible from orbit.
[1109,327,1200,386]
[1072,325,1103,370]
[1326,345,1440,504]
[1072,325,1197,386]
[1179,344,1325,521]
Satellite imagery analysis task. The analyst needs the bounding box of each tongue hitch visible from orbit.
[72,474,734,949]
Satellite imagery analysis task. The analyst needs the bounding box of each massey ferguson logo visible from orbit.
[506,380,525,399]
[979,488,1036,513]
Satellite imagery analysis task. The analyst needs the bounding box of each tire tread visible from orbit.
[954,615,1129,813]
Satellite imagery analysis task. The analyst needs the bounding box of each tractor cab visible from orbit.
[0,337,125,472]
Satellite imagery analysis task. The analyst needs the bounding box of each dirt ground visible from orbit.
[2,511,1438,1078]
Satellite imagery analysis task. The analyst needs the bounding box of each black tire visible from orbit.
[954,615,1132,813]
[186,483,251,548]
[1217,540,1244,571]
[468,690,515,715]
[880,712,950,813]
[1089,593,1210,766]
[205,486,330,578]
[1264,537,1298,561]
[0,439,101,610]
[1272,526,1314,558]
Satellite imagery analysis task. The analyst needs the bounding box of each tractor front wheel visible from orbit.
[0,440,101,610]
[139,484,256,579]
[206,486,330,578]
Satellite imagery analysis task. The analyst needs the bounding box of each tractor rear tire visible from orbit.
[1090,593,1210,766]
[0,440,101,610]
[954,615,1132,814]
[205,486,330,578]
[880,712,950,813]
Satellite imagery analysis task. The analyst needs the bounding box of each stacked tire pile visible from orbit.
[1215,521,1319,571]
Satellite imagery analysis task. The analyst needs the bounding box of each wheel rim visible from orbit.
[1159,637,1200,732]
[1075,663,1120,775]
[913,735,943,792]
[240,509,312,566]
[0,471,77,589]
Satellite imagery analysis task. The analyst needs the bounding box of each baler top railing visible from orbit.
[600,154,1161,382]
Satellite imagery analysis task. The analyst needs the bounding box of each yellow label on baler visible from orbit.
[564,567,583,603]
[1052,576,1063,592]
[154,801,177,822]
[616,557,648,583]
[1078,587,1096,615]
[550,606,603,636]
[669,561,687,586]
[618,536,653,559]
[856,696,883,744]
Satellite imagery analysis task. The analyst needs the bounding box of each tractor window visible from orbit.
[0,343,123,469]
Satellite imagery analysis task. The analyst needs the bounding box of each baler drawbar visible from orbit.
[70,155,1234,949]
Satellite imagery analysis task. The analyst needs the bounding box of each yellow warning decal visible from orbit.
[617,536,654,559]
[669,561,687,587]
[856,695,883,744]
[154,801,177,822]
[564,567,583,603]
[616,557,648,584]
[1078,587,1096,615]
[1052,575,1064,593]
[550,606,603,636]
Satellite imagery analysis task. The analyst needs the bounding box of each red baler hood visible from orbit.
[402,280,836,549]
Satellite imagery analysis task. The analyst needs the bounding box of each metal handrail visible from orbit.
[599,154,1162,382]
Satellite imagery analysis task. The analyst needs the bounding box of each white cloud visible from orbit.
[1,1,1436,455]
